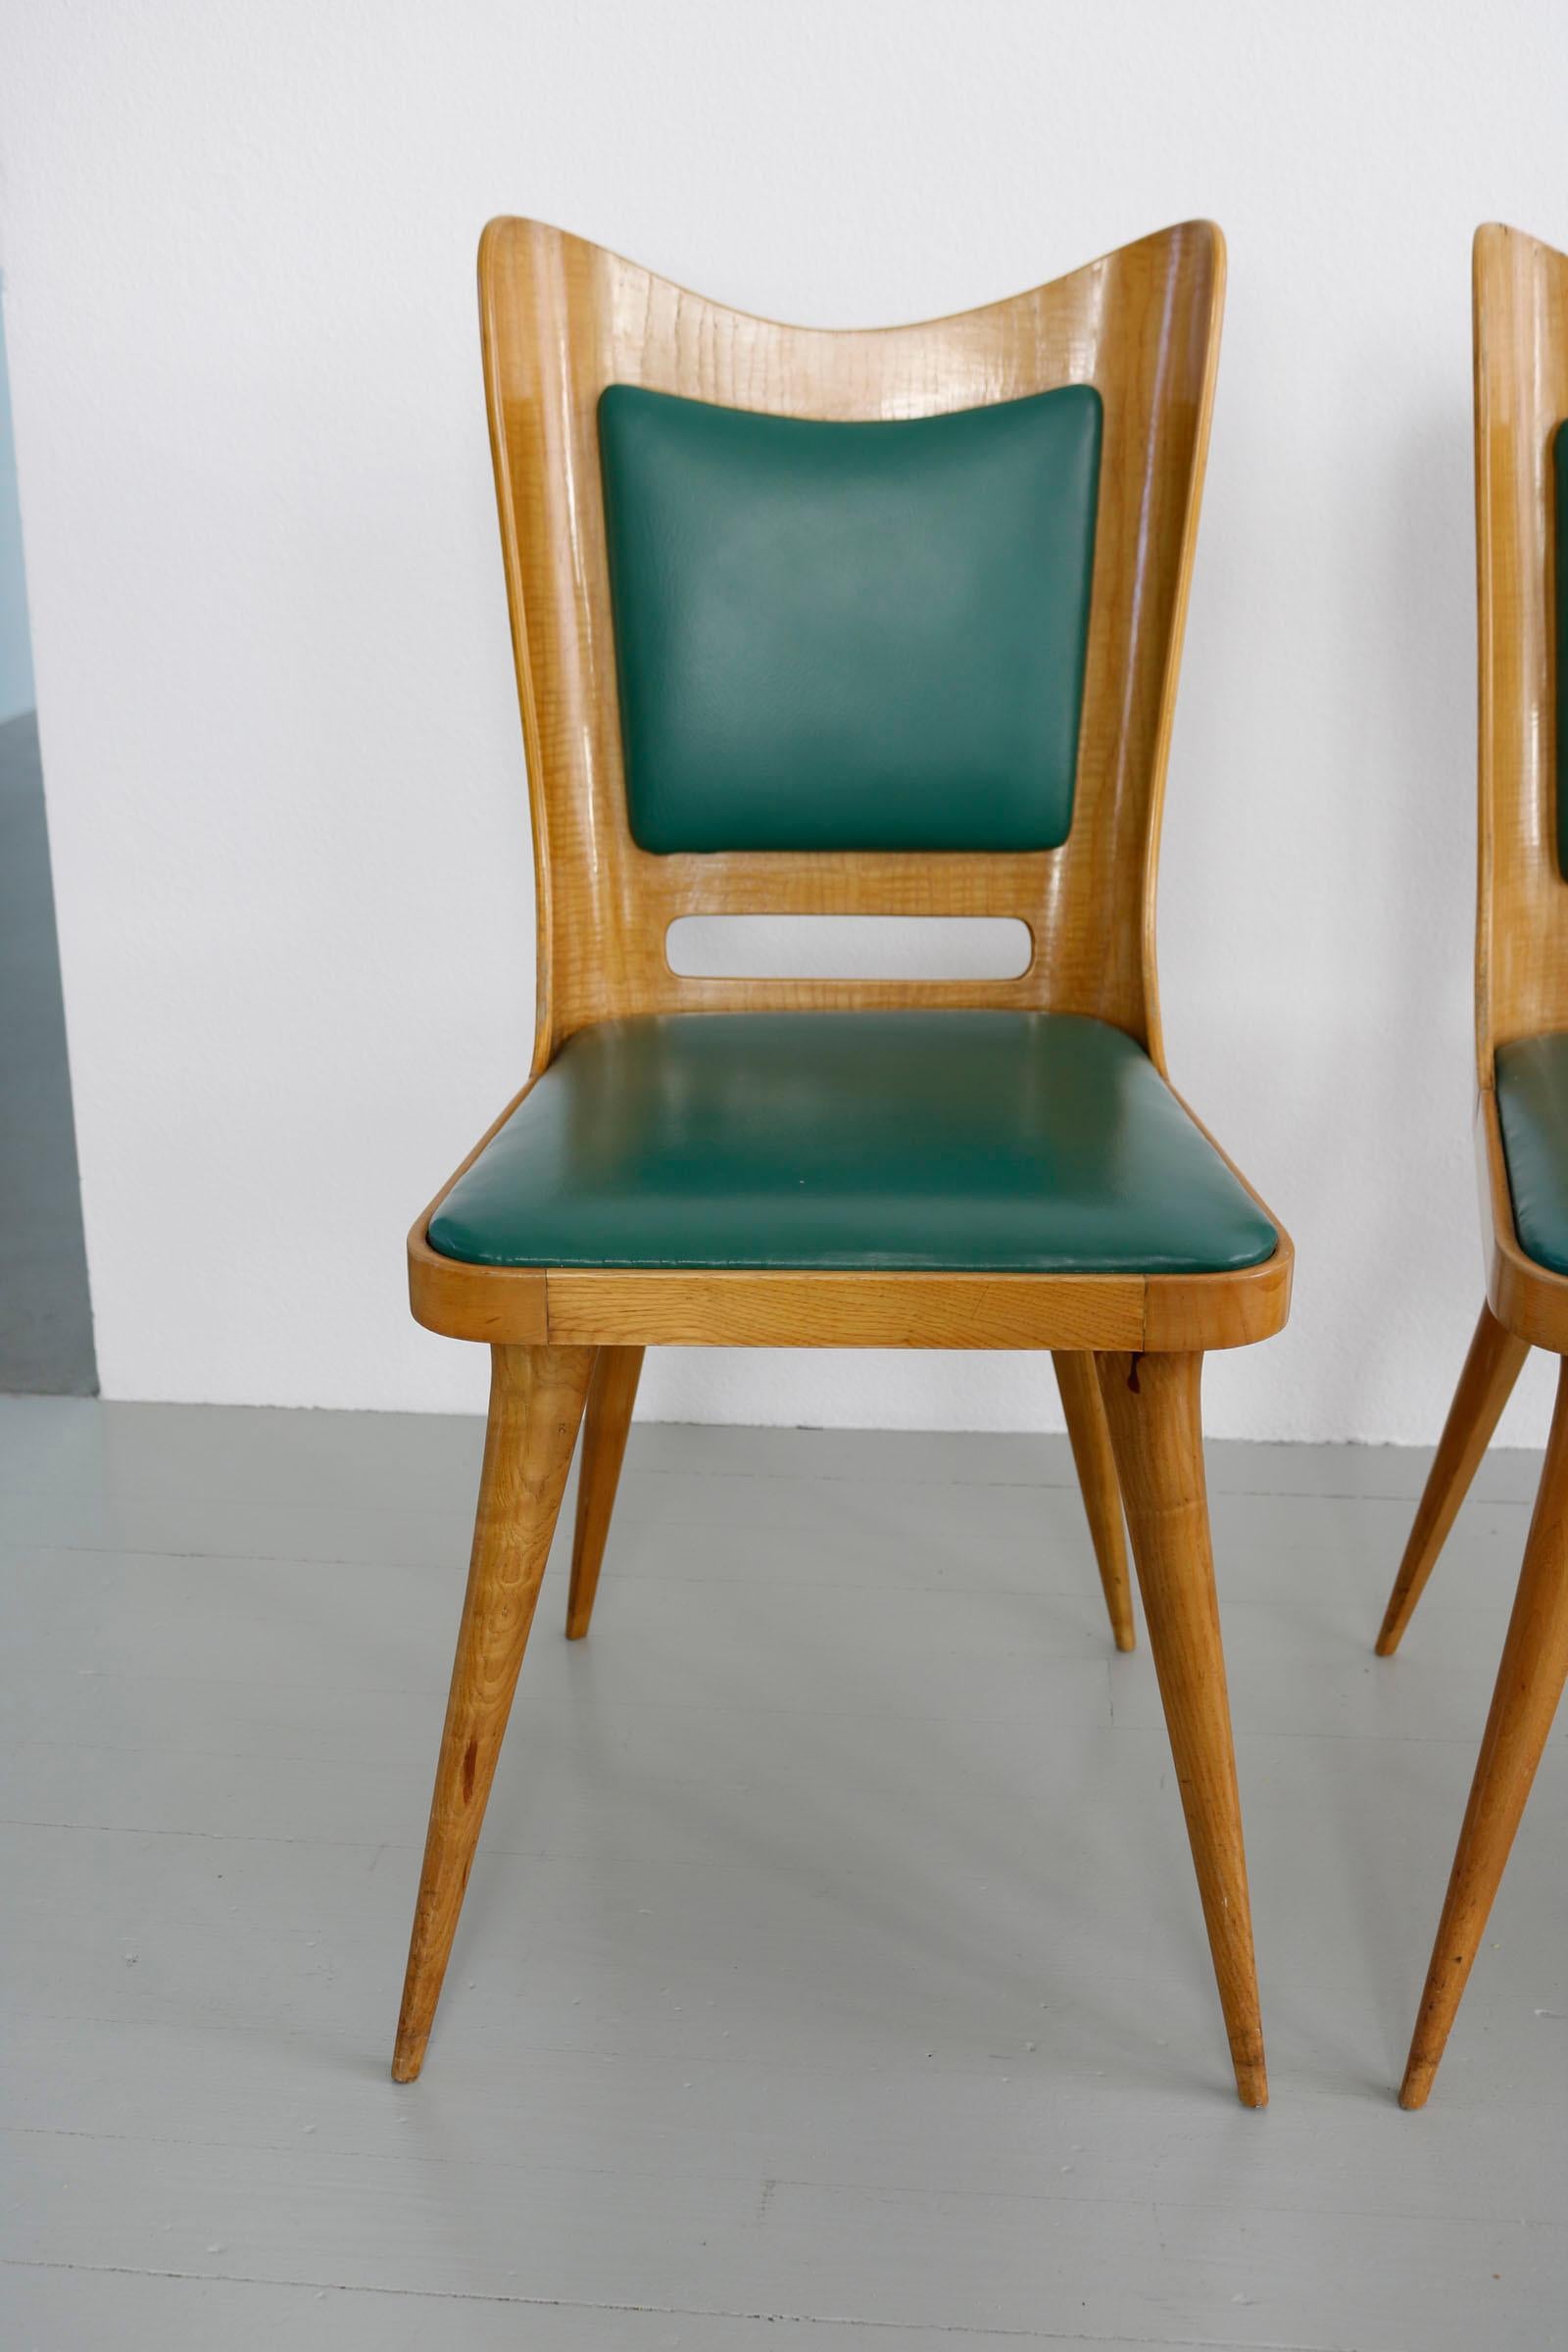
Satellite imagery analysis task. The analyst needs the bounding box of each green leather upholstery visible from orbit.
[597,385,1102,854]
[1555,422,1568,876]
[1496,1031,1568,1275]
[427,1013,1278,1273]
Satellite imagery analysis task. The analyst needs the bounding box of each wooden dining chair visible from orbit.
[392,219,1293,2102]
[1377,223,1568,2110]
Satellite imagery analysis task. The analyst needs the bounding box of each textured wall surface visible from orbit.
[2,0,1566,1440]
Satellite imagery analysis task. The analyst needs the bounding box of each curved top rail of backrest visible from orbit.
[1474,222,1568,1076]
[478,218,1225,1074]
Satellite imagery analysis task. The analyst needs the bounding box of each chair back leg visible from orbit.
[1054,1350,1135,1650]
[1378,1303,1529,1656]
[566,1346,646,1639]
[393,1343,595,2081]
[1098,1349,1267,2106]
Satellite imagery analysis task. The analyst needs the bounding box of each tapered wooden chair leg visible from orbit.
[393,1343,595,2082]
[1377,1303,1530,1656]
[1399,1352,1568,2109]
[565,1345,645,1640]
[1098,1349,1267,2106]
[1054,1350,1135,1651]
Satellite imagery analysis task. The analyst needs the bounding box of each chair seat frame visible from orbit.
[407,1076,1290,1353]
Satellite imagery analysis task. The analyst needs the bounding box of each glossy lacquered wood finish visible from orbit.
[393,1345,594,2081]
[1473,224,1568,1353]
[1377,228,1568,1565]
[397,221,1291,2095]
[1054,1351,1134,1650]
[406,1077,1290,1354]
[1380,225,1568,2107]
[410,1240,1291,1353]
[565,1346,643,1640]
[1476,227,1568,1076]
[1377,1302,1528,1656]
[409,218,1292,1357]
[486,218,1212,1060]
[1399,1355,1568,2108]
[1098,1350,1266,2105]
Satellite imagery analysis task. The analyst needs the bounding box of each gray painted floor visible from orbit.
[2,1399,1564,2349]
[0,711,96,1396]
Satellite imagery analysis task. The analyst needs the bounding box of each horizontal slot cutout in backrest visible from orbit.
[664,915,1033,981]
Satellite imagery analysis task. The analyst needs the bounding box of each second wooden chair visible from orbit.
[1378,222,1568,2109]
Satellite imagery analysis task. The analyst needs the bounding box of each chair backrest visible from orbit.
[478,219,1224,1073]
[1474,222,1568,1076]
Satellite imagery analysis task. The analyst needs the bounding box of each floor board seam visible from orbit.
[7,2124,1564,2230]
[0,2259,1342,2346]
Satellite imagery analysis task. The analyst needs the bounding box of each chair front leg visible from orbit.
[1054,1350,1134,1650]
[1098,1349,1267,2107]
[566,1345,645,1639]
[1399,1350,1568,2108]
[393,1342,595,2082]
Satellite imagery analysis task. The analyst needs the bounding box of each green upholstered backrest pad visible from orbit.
[1556,421,1568,877]
[597,384,1102,855]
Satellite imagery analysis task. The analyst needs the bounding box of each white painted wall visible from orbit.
[2,0,1565,1442]
[0,296,36,722]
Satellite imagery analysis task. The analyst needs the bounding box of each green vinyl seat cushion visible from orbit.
[427,1013,1278,1275]
[1495,1031,1568,1275]
[597,383,1102,854]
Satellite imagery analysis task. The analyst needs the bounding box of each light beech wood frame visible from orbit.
[1378,224,1568,2107]
[394,220,1292,2100]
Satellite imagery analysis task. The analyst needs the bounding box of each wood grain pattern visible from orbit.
[1472,224,1568,1356]
[1377,1301,1528,1654]
[565,1346,644,1639]
[1054,1351,1134,1650]
[541,1268,1147,1350]
[1380,225,1568,2107]
[483,218,1215,1064]
[393,1344,593,2081]
[410,1235,1290,1352]
[1475,223,1568,1075]
[397,220,1292,2088]
[404,216,1293,1357]
[1399,1352,1568,2108]
[1098,1349,1267,2106]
